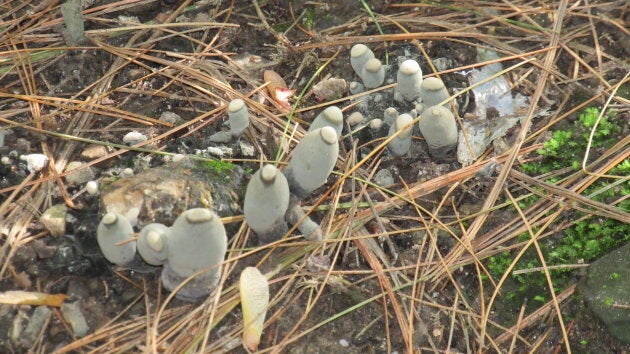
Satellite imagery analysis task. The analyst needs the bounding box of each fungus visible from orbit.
[387,113,414,157]
[361,58,385,89]
[209,99,250,142]
[419,77,450,108]
[370,118,384,131]
[418,105,458,159]
[137,223,170,266]
[161,208,227,301]
[240,267,269,352]
[348,81,364,95]
[244,165,290,244]
[96,212,136,267]
[394,59,423,102]
[383,107,398,126]
[283,127,339,199]
[285,195,323,241]
[308,106,343,137]
[350,44,375,77]
[227,99,250,137]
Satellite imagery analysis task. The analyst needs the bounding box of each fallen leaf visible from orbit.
[0,290,67,307]
[264,70,295,112]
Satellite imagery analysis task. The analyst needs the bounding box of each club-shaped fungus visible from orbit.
[418,105,458,159]
[394,59,423,102]
[419,77,450,108]
[244,165,290,244]
[96,212,136,267]
[350,44,375,77]
[308,106,343,137]
[161,208,227,301]
[137,223,170,266]
[361,58,385,89]
[227,98,250,137]
[387,113,414,157]
[283,127,339,199]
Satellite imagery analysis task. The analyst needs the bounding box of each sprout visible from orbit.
[308,106,343,137]
[394,59,423,102]
[283,127,339,199]
[350,44,375,77]
[361,58,385,89]
[96,212,136,267]
[137,223,170,266]
[418,105,458,159]
[239,267,269,352]
[419,77,450,108]
[161,208,227,301]
[387,113,414,157]
[244,165,290,244]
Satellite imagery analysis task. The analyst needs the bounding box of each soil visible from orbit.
[0,1,628,353]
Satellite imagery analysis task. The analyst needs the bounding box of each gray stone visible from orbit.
[374,169,395,186]
[581,243,630,344]
[100,163,242,227]
[60,301,89,337]
[19,306,51,348]
[65,161,95,185]
[40,204,67,237]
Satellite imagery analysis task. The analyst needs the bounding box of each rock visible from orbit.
[580,243,630,344]
[312,77,347,101]
[19,306,51,348]
[159,111,182,125]
[80,144,110,160]
[100,163,242,227]
[60,301,89,337]
[40,204,67,237]
[374,169,395,186]
[65,161,95,185]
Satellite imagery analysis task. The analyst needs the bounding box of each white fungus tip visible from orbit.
[422,77,445,91]
[228,98,245,112]
[185,208,214,223]
[399,60,420,75]
[102,212,117,225]
[146,230,164,252]
[260,164,278,183]
[350,44,369,58]
[364,58,382,73]
[323,106,343,124]
[320,126,338,145]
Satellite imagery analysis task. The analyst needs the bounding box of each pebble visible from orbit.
[346,112,365,126]
[18,306,51,348]
[159,111,182,124]
[86,181,99,195]
[20,153,48,173]
[122,131,147,145]
[40,204,67,237]
[339,339,350,347]
[60,301,89,337]
[374,168,395,186]
[65,161,95,185]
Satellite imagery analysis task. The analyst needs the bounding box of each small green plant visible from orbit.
[486,106,628,307]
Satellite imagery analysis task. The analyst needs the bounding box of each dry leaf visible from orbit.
[0,290,67,307]
[240,267,269,351]
[263,70,294,112]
